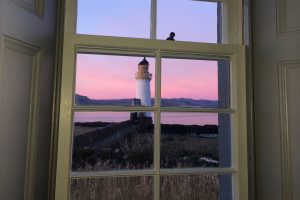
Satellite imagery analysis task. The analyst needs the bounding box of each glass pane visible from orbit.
[75,54,155,107]
[72,112,154,171]
[160,113,231,168]
[77,0,151,38]
[157,0,220,43]
[70,176,154,200]
[161,58,230,108]
[160,174,232,200]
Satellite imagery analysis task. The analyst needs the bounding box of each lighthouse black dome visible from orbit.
[138,57,149,65]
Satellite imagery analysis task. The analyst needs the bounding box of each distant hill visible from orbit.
[75,94,218,107]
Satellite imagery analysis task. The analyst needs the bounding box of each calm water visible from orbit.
[74,112,218,125]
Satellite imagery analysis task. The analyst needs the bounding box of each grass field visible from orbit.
[71,122,219,199]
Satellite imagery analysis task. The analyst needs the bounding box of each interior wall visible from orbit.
[252,0,300,199]
[0,0,57,199]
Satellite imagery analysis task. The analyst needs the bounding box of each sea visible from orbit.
[74,112,218,125]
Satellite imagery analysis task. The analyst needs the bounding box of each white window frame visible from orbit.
[54,0,247,199]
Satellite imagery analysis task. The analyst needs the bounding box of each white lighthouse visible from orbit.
[135,57,152,117]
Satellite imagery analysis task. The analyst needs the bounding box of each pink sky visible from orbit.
[75,54,218,100]
[161,58,218,100]
[75,54,155,99]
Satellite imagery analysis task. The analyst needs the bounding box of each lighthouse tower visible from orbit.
[135,57,152,117]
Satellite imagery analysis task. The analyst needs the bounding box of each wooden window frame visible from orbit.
[54,0,247,199]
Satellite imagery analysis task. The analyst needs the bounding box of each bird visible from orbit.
[166,32,175,41]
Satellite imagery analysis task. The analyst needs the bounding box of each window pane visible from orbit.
[77,0,151,38]
[157,0,219,43]
[161,58,230,108]
[72,112,154,171]
[75,54,155,107]
[160,113,231,168]
[160,174,232,200]
[70,176,154,200]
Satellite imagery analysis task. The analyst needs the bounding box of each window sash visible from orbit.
[74,0,241,43]
[55,38,247,200]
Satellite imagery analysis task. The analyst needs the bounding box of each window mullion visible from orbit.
[155,50,161,108]
[153,49,161,200]
[150,0,157,39]
[154,174,160,200]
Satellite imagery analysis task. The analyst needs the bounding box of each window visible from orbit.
[55,0,247,199]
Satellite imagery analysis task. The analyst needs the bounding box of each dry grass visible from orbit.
[70,176,153,200]
[70,174,218,200]
[160,174,218,200]
[71,125,219,199]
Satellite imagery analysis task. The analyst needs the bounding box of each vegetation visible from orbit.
[72,122,218,171]
[74,131,154,171]
[161,134,218,168]
[70,176,153,200]
[70,174,218,200]
[160,174,218,200]
[71,121,219,199]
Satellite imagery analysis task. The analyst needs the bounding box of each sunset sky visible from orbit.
[74,0,219,123]
[75,54,218,100]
